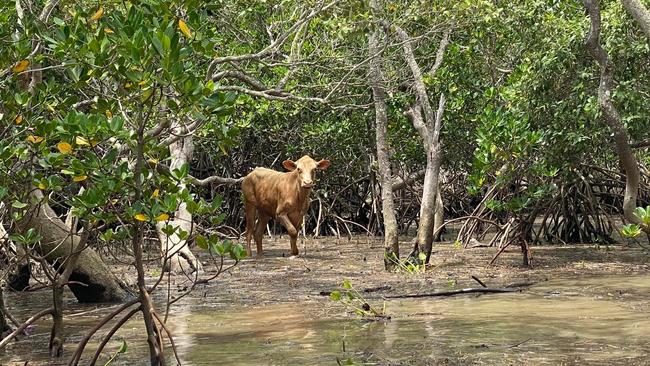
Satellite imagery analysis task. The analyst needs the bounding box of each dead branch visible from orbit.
[386,286,524,299]
[68,299,139,366]
[147,160,243,187]
[87,307,141,366]
[0,307,54,349]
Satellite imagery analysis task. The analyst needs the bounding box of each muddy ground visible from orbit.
[182,235,650,307]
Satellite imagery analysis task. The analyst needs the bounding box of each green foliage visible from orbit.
[384,251,427,274]
[468,106,556,215]
[195,236,247,261]
[329,279,387,319]
[633,206,650,226]
[0,1,236,256]
[622,206,650,238]
[621,224,641,238]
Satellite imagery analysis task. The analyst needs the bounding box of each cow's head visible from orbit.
[283,155,331,189]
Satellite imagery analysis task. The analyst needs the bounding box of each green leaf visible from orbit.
[11,201,28,209]
[109,116,124,132]
[230,243,247,260]
[118,340,128,353]
[621,224,641,238]
[342,279,352,290]
[152,36,165,57]
[329,291,341,301]
[186,200,199,214]
[633,207,646,221]
[212,242,225,256]
[195,235,208,250]
[161,224,176,236]
[53,17,65,26]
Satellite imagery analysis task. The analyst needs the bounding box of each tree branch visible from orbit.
[206,0,339,77]
[583,0,643,228]
[0,307,54,349]
[620,0,650,40]
[428,28,452,78]
[147,160,243,187]
[630,138,650,149]
[213,85,327,103]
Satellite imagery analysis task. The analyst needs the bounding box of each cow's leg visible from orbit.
[290,216,304,256]
[244,201,257,257]
[254,211,270,257]
[277,214,299,256]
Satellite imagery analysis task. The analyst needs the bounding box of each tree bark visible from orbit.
[620,0,650,39]
[134,116,165,365]
[49,223,92,357]
[0,288,8,337]
[433,185,445,241]
[583,0,645,231]
[395,25,450,262]
[156,132,203,274]
[7,244,30,291]
[15,191,133,303]
[369,0,399,269]
[0,220,30,291]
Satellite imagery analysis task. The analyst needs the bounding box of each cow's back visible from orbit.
[242,168,287,216]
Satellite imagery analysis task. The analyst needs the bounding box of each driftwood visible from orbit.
[385,286,527,299]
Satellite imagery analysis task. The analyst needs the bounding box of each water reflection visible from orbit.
[2,275,649,365]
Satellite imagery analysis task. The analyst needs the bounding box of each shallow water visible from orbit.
[2,273,649,365]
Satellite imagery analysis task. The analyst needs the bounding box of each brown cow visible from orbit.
[241,155,331,257]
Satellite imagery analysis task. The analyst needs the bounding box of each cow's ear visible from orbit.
[317,159,331,170]
[283,160,297,171]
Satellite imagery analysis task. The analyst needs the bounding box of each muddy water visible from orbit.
[2,275,649,365]
[172,275,650,365]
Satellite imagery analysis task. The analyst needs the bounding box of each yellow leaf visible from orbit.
[38,182,47,190]
[178,19,192,38]
[218,143,229,156]
[76,136,90,146]
[105,110,112,118]
[90,6,104,21]
[103,28,114,33]
[27,135,44,143]
[147,158,159,165]
[14,115,23,125]
[76,136,89,146]
[151,188,160,198]
[12,60,29,73]
[110,198,118,204]
[46,103,55,112]
[154,213,169,222]
[73,175,88,182]
[57,142,73,154]
[134,213,148,221]
[138,80,147,86]
[124,82,132,89]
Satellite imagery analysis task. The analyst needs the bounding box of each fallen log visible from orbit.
[386,286,524,299]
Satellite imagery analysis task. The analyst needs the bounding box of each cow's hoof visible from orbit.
[288,254,301,260]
